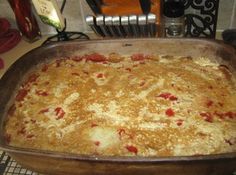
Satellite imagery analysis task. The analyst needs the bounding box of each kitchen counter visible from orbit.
[0,36,48,79]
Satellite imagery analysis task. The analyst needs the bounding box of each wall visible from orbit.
[0,0,235,36]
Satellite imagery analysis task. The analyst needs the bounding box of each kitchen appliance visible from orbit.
[0,39,235,175]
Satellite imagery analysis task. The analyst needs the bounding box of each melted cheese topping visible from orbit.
[4,54,236,156]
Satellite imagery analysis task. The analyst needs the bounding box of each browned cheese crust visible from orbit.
[4,53,236,156]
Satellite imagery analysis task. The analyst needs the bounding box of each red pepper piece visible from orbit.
[225,112,235,119]
[15,89,28,101]
[36,90,48,96]
[214,111,225,119]
[126,145,138,154]
[158,93,172,99]
[169,95,178,101]
[200,112,213,123]
[206,100,213,107]
[94,141,100,146]
[131,54,145,61]
[165,108,175,117]
[55,107,65,119]
[91,123,98,127]
[27,74,39,83]
[97,73,104,78]
[85,53,106,62]
[39,108,49,114]
[176,119,184,126]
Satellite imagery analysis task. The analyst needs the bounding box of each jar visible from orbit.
[163,1,185,37]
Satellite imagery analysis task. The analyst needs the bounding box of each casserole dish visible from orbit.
[0,38,235,175]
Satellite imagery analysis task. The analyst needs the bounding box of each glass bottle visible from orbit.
[163,1,185,37]
[8,0,41,42]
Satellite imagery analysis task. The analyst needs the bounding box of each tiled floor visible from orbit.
[0,151,39,175]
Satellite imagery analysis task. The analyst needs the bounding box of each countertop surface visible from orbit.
[0,36,48,79]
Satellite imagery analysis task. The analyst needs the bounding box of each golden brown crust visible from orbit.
[4,53,236,156]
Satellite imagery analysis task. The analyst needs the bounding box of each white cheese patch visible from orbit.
[92,72,109,86]
[136,78,164,99]
[193,57,219,67]
[87,101,128,125]
[89,127,119,149]
[64,92,80,106]
[54,83,68,97]
[115,90,124,98]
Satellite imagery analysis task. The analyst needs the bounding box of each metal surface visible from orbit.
[96,15,112,37]
[121,16,132,37]
[129,15,140,37]
[112,16,125,37]
[85,15,104,37]
[138,15,148,37]
[104,16,119,37]
[147,13,157,37]
[0,39,236,175]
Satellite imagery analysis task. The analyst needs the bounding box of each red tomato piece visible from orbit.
[91,123,98,127]
[169,95,178,101]
[214,111,225,119]
[27,74,39,83]
[158,93,172,99]
[97,73,104,78]
[131,54,145,61]
[206,100,213,107]
[54,107,65,119]
[94,141,100,146]
[200,112,213,123]
[85,53,106,62]
[176,119,184,126]
[165,108,175,117]
[126,145,138,154]
[15,89,28,101]
[225,112,235,119]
